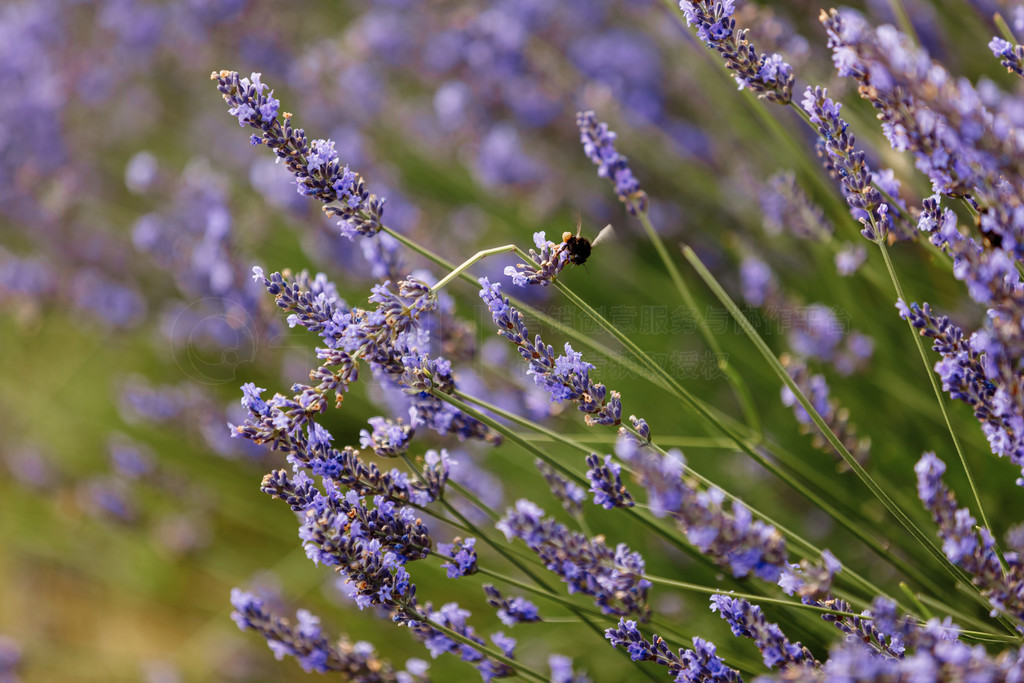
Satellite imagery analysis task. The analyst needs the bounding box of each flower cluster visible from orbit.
[496,500,651,618]
[915,453,1024,625]
[800,85,900,241]
[576,110,648,214]
[483,585,542,627]
[780,356,871,468]
[504,231,570,287]
[709,594,817,670]
[438,537,478,579]
[605,619,739,682]
[678,0,795,104]
[405,603,517,682]
[479,277,621,426]
[212,70,385,238]
[990,37,1024,77]
[229,588,428,680]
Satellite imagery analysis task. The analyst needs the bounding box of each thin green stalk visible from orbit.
[995,12,1020,43]
[680,244,1002,615]
[431,244,516,292]
[382,225,676,395]
[451,389,917,623]
[635,209,762,437]
[875,241,994,535]
[550,278,944,601]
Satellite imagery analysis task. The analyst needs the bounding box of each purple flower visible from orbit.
[438,537,478,578]
[484,585,541,627]
[916,452,1024,625]
[605,619,739,681]
[576,110,648,214]
[229,588,422,679]
[710,594,816,669]
[212,70,385,238]
[585,453,633,509]
[479,277,622,426]
[497,500,650,617]
[678,1,794,105]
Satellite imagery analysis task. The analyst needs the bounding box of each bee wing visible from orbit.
[589,224,615,247]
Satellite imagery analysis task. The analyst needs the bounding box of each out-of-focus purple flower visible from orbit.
[474,123,546,188]
[484,585,541,627]
[548,654,590,683]
[834,243,867,276]
[576,110,648,215]
[536,460,586,516]
[780,357,870,468]
[230,588,424,678]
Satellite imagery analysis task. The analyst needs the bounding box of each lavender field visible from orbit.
[4,0,1024,681]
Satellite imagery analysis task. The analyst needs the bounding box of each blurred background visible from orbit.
[2,0,1023,680]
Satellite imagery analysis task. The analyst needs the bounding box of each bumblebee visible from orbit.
[561,223,613,267]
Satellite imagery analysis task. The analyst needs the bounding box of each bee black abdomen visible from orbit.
[565,236,592,266]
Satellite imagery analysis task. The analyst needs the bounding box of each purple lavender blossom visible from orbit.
[230,588,423,679]
[497,500,650,617]
[822,10,1024,252]
[576,111,648,215]
[504,231,570,287]
[548,654,590,683]
[800,86,897,241]
[438,537,478,578]
[678,0,794,105]
[834,243,867,276]
[990,36,1024,77]
[359,416,415,458]
[213,70,385,238]
[605,619,739,681]
[915,452,1024,625]
[759,171,833,241]
[247,268,497,443]
[780,357,871,468]
[479,277,622,426]
[584,453,634,509]
[404,602,516,682]
[897,297,1024,481]
[536,460,586,516]
[483,585,542,627]
[709,594,817,670]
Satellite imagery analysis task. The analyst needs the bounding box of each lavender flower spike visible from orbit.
[497,499,650,618]
[605,619,739,681]
[479,277,622,426]
[915,452,1024,626]
[710,594,818,670]
[990,37,1024,77]
[212,70,385,238]
[229,589,425,679]
[576,111,648,215]
[678,1,795,105]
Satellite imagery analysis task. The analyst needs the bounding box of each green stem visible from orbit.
[635,209,762,437]
[431,244,516,292]
[680,244,998,610]
[875,241,994,537]
[381,225,672,394]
